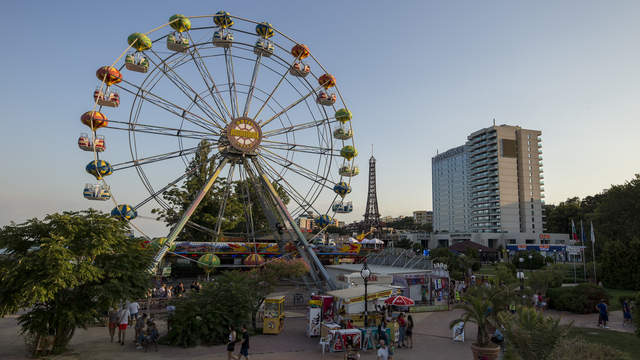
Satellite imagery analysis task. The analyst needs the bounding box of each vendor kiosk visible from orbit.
[263,295,285,334]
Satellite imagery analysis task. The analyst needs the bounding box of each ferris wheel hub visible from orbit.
[225,117,262,154]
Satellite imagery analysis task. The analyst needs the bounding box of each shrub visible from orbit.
[500,307,571,360]
[547,284,608,314]
[512,251,546,270]
[550,337,630,360]
[471,261,481,272]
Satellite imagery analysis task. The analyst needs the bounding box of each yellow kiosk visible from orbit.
[263,295,285,334]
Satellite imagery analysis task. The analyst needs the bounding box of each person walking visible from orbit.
[596,299,609,328]
[397,313,406,348]
[238,324,250,360]
[623,298,632,326]
[135,313,147,349]
[128,300,140,323]
[405,315,414,349]
[117,304,130,345]
[377,340,389,360]
[227,325,238,360]
[107,307,119,343]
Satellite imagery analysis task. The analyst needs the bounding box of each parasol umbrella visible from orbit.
[384,295,415,306]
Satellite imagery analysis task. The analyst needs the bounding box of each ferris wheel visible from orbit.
[80,12,358,288]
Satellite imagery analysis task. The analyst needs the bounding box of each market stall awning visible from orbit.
[326,285,394,304]
[384,295,415,306]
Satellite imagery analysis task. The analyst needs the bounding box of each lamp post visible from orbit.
[518,257,525,292]
[360,259,371,328]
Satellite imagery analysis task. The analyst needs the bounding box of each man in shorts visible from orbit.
[596,299,609,329]
[118,304,130,345]
[107,308,119,343]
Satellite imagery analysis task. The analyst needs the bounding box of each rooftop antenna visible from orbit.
[371,144,374,157]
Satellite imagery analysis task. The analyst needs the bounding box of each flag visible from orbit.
[590,221,596,244]
[580,220,585,244]
[571,219,578,241]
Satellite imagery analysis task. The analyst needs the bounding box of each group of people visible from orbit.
[151,282,187,299]
[374,307,415,360]
[226,325,250,360]
[106,301,158,351]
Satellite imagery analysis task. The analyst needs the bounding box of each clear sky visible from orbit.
[1,1,639,236]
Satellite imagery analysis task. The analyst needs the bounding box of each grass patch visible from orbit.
[569,327,640,358]
[475,264,497,276]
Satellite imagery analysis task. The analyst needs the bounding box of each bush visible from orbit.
[550,337,630,360]
[471,261,481,272]
[512,251,546,270]
[547,284,608,314]
[500,307,571,360]
[527,267,564,294]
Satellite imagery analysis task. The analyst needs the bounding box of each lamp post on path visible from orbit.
[360,259,371,328]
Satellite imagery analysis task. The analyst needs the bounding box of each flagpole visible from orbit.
[581,220,586,282]
[571,220,576,283]
[591,221,597,284]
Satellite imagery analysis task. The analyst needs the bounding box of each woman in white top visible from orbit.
[227,325,238,360]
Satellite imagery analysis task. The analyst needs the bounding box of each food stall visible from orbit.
[326,285,395,326]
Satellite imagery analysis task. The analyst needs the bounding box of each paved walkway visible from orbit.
[545,310,633,333]
[0,310,472,360]
[1,308,632,359]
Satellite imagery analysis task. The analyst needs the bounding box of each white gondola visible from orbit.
[254,39,275,57]
[339,165,359,177]
[78,133,106,152]
[167,33,189,52]
[83,183,111,201]
[289,62,310,77]
[332,201,353,213]
[94,88,120,107]
[333,126,353,140]
[125,53,149,73]
[316,91,336,106]
[213,31,234,48]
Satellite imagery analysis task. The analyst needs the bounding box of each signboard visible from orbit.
[566,245,585,255]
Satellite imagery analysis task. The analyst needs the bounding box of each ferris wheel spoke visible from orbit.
[242,53,262,117]
[111,146,199,171]
[116,81,221,134]
[146,49,227,129]
[132,167,198,210]
[262,117,336,138]
[214,163,237,239]
[258,84,324,128]
[251,51,305,121]
[238,164,256,241]
[186,35,234,121]
[260,140,337,156]
[255,156,322,217]
[106,118,218,138]
[259,147,337,188]
[223,47,241,117]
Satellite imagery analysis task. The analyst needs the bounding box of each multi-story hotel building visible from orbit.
[433,125,544,235]
[431,145,470,233]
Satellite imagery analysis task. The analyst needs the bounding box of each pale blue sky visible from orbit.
[1,1,639,236]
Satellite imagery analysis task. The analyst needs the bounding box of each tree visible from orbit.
[0,210,152,354]
[153,140,290,241]
[163,258,308,347]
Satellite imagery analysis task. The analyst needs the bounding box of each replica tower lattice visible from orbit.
[363,154,381,233]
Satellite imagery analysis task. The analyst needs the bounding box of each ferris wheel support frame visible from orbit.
[251,157,337,290]
[149,157,229,273]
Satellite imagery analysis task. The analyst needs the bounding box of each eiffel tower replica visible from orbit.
[362,148,382,235]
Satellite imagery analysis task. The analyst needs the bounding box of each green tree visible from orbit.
[164,258,308,346]
[153,140,290,241]
[0,210,152,354]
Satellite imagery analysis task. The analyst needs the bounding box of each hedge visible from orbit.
[547,283,609,314]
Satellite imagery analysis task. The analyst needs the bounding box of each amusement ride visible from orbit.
[80,12,359,290]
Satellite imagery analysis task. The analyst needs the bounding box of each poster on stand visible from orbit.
[452,321,465,342]
[307,307,321,337]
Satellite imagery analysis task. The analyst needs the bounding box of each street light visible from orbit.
[360,259,371,328]
[518,257,525,292]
